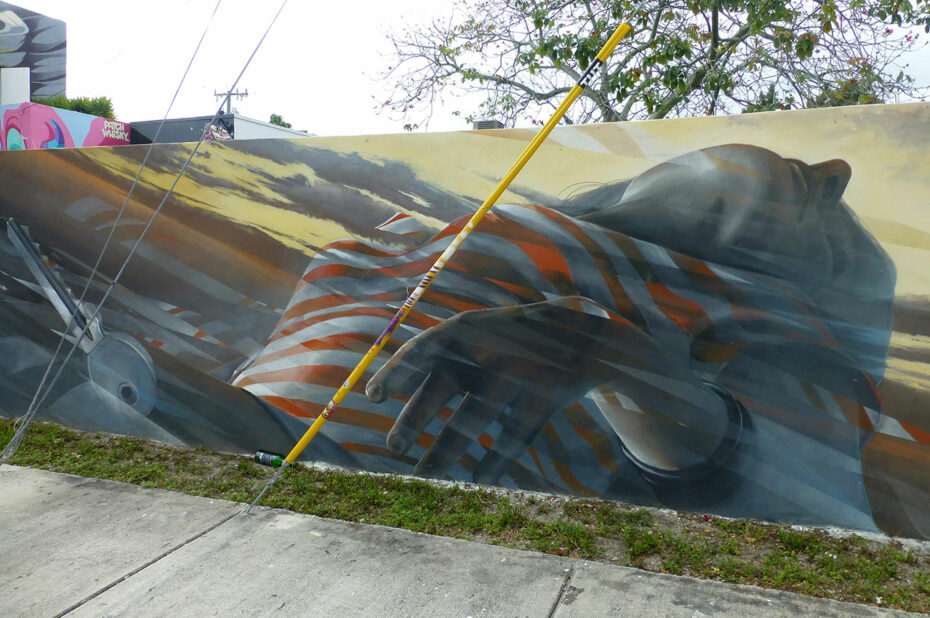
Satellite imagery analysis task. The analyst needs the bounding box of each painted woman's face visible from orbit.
[581,144,868,288]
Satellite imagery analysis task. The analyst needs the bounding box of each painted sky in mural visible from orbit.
[0,103,929,540]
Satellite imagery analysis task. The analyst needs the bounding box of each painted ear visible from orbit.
[810,159,852,206]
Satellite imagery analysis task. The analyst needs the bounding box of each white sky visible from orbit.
[12,0,471,136]
[10,0,930,137]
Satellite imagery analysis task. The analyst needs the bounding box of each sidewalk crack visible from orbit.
[547,564,575,618]
[55,509,241,617]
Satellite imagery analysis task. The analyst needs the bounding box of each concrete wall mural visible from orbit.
[1,103,929,539]
[0,102,130,150]
[0,2,66,98]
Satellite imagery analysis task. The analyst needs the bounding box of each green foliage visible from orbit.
[268,113,292,128]
[31,95,116,119]
[381,0,928,127]
[867,0,930,31]
[811,76,884,107]
[743,84,795,113]
[4,417,930,613]
[522,519,599,557]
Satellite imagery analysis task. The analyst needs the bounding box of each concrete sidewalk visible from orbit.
[0,465,915,617]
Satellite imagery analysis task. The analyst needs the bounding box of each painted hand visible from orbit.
[366,296,730,484]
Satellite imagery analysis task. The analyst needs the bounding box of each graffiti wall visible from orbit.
[0,2,65,98]
[0,103,129,150]
[1,103,929,539]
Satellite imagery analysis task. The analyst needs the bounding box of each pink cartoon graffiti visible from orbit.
[1,103,75,150]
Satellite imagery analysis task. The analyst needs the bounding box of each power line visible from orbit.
[214,88,248,114]
[1,0,290,463]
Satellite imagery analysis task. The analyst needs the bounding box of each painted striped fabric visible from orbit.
[233,202,893,528]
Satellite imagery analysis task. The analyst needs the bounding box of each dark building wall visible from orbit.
[130,114,309,144]
[130,115,236,144]
[0,1,66,98]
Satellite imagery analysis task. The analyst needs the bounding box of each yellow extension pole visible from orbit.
[249,20,634,509]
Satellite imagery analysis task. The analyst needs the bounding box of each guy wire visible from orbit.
[1,0,289,462]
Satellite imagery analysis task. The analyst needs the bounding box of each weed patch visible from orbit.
[2,418,929,613]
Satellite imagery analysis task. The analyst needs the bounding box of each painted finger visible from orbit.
[365,335,440,402]
[473,390,554,485]
[413,374,519,478]
[386,369,460,456]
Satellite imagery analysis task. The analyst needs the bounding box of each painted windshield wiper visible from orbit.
[6,217,103,353]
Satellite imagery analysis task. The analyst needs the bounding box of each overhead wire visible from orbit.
[1,0,290,462]
[1,0,224,462]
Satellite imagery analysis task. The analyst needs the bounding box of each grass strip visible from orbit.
[3,418,929,612]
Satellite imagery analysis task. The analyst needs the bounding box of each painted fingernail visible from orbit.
[387,430,410,455]
[366,381,384,402]
[413,457,444,479]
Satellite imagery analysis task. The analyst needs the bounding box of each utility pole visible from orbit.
[214,88,248,114]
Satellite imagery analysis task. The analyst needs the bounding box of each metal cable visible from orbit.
[2,0,289,461]
[3,0,224,449]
